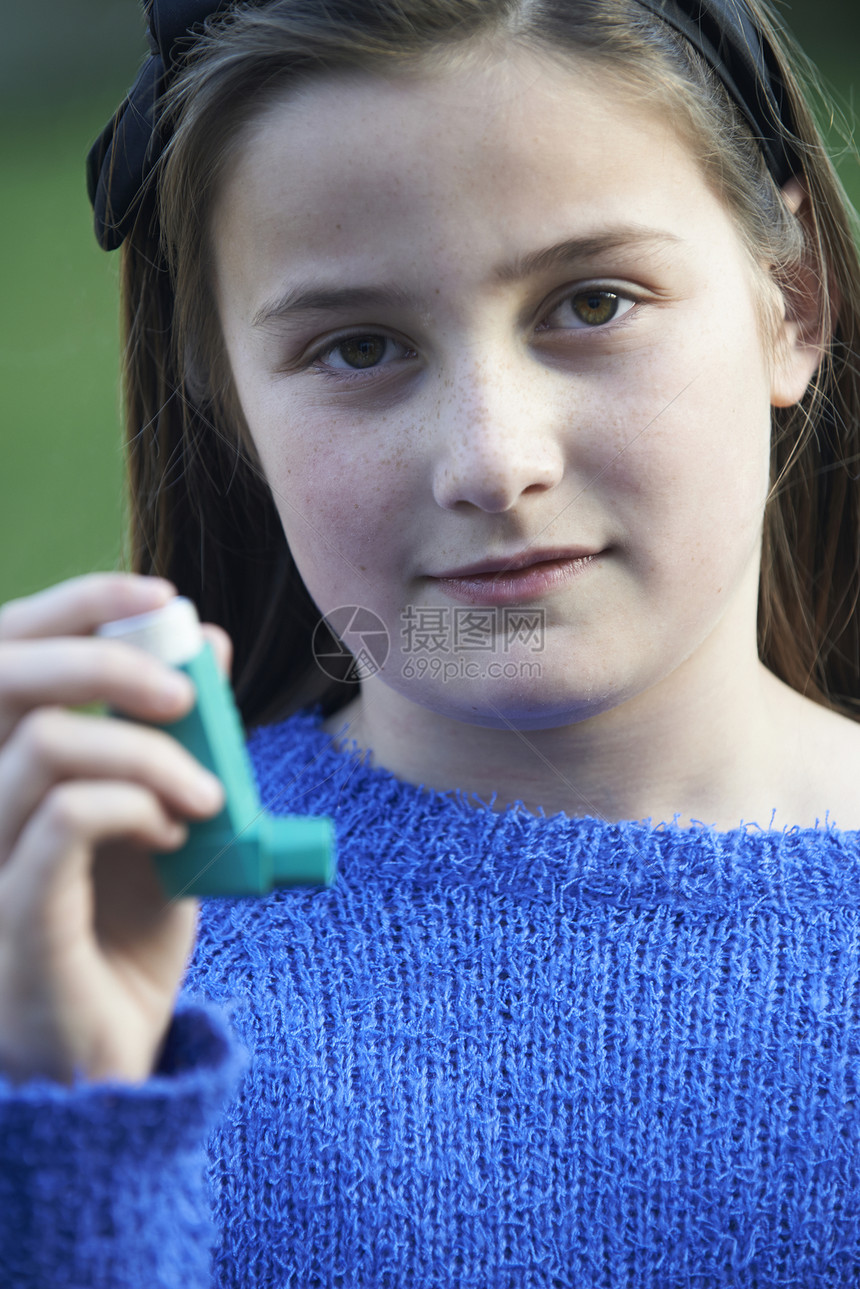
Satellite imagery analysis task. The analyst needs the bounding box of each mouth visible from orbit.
[431,547,602,579]
[427,548,604,606]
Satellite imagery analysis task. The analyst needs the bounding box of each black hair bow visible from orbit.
[86,0,236,250]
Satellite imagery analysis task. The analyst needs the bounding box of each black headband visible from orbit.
[634,0,797,184]
[86,0,801,251]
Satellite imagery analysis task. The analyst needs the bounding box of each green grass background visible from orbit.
[1,104,130,605]
[1,3,858,609]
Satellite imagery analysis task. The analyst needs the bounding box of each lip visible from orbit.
[431,547,601,579]
[428,549,604,606]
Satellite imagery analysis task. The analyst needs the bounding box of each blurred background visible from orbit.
[1,0,858,607]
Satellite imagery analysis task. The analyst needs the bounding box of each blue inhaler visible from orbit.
[96,597,336,899]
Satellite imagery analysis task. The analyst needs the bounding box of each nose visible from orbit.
[431,355,566,513]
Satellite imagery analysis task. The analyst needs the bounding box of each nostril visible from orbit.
[432,447,564,513]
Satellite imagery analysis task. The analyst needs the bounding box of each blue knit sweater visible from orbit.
[2,706,860,1288]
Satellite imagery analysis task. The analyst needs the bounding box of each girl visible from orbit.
[1,0,860,1283]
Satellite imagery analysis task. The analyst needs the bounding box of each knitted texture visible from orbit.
[3,706,860,1287]
[0,1001,246,1287]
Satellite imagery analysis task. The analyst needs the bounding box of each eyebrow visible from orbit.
[253,284,415,328]
[251,226,683,328]
[496,226,683,282]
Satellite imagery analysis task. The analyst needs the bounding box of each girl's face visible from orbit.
[212,44,812,731]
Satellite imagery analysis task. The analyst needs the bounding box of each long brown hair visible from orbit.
[118,0,860,730]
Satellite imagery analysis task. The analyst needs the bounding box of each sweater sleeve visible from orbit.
[0,999,247,1289]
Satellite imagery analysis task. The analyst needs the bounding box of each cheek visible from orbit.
[593,333,773,567]
[243,399,416,608]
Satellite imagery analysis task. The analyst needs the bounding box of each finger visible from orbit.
[1,780,189,933]
[0,708,225,864]
[200,624,233,680]
[0,637,197,742]
[0,573,177,642]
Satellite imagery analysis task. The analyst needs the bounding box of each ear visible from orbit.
[769,176,837,409]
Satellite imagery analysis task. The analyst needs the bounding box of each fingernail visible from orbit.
[162,820,189,849]
[157,671,195,705]
[146,578,178,597]
[191,774,225,811]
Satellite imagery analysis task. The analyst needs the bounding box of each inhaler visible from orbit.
[96,597,335,899]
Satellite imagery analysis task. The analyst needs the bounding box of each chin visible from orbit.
[393,672,613,732]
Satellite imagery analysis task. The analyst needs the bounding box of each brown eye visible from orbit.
[571,290,621,326]
[335,336,388,368]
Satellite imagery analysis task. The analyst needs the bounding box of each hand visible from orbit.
[0,572,232,1086]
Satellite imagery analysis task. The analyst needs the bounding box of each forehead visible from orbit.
[210,42,738,308]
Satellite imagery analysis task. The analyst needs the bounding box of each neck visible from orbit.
[326,626,806,832]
